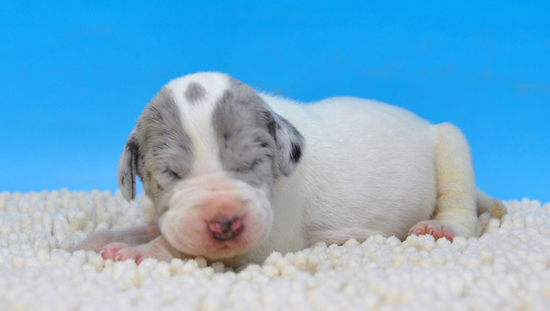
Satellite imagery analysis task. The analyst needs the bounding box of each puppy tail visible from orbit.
[476,190,507,217]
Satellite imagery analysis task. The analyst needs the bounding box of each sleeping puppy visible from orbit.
[73,72,505,267]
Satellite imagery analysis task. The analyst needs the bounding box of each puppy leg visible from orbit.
[409,122,480,241]
[101,235,183,264]
[71,222,161,253]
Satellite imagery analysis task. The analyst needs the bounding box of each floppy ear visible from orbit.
[271,112,305,176]
[117,130,140,201]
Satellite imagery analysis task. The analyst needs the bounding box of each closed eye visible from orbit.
[254,136,272,149]
[249,156,269,171]
[163,168,181,179]
[235,157,262,173]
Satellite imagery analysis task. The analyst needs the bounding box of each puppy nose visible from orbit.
[208,217,243,241]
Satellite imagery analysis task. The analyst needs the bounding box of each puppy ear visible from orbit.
[117,130,139,201]
[271,112,305,176]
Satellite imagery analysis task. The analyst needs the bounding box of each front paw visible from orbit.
[101,242,172,264]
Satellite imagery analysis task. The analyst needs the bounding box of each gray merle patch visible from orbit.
[185,82,206,103]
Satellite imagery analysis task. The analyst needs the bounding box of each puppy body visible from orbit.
[247,95,437,262]
[73,72,504,267]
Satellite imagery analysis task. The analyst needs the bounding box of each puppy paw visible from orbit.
[408,220,454,242]
[101,242,162,264]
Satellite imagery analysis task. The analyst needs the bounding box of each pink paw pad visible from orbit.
[408,221,454,242]
[101,242,151,264]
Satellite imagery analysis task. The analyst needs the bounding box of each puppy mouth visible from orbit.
[162,182,272,259]
[200,239,249,259]
[165,219,250,258]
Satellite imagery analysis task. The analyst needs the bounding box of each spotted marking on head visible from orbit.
[185,82,206,103]
[167,73,231,176]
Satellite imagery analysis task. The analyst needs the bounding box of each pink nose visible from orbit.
[208,217,243,241]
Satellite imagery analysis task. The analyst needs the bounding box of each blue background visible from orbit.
[1,1,549,202]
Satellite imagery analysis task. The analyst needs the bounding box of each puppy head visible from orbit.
[117,72,304,260]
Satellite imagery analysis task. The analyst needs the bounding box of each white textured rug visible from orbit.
[1,190,549,311]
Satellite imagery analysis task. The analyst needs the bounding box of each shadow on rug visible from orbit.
[1,190,549,310]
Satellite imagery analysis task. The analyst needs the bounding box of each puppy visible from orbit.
[73,72,505,267]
